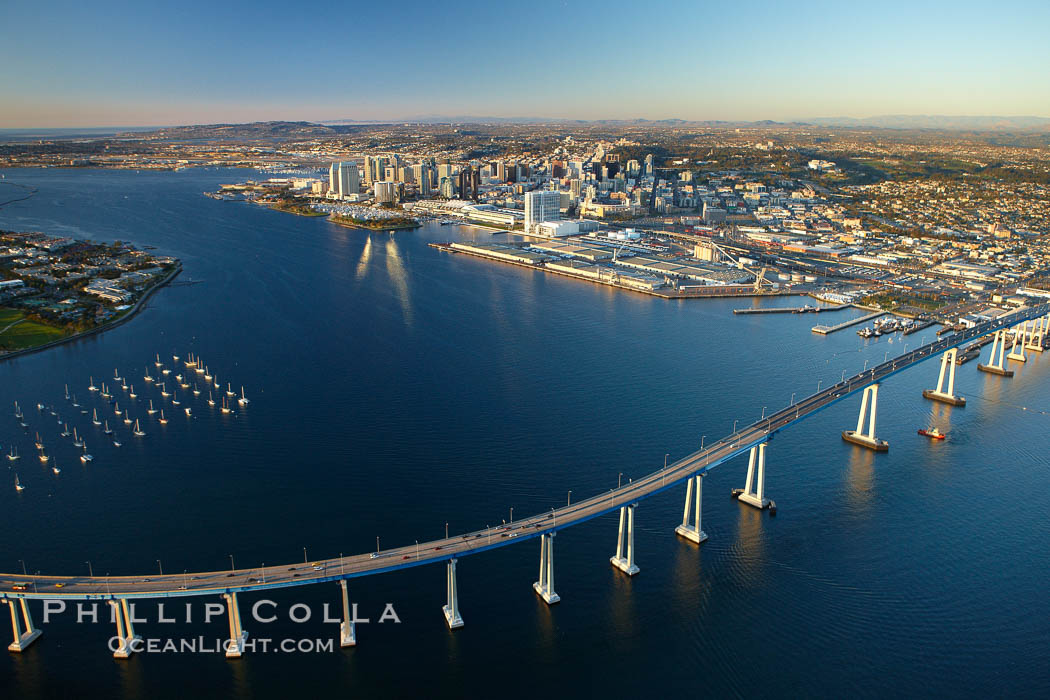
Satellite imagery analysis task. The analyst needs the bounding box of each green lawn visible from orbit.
[0,307,69,351]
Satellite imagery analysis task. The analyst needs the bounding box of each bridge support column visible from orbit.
[675,474,708,543]
[737,444,772,509]
[532,532,560,604]
[842,384,889,451]
[610,504,639,575]
[978,330,1014,376]
[6,599,41,652]
[110,599,140,658]
[923,348,966,406]
[442,558,464,629]
[223,592,247,658]
[1007,324,1027,362]
[339,580,356,647]
[1026,318,1045,352]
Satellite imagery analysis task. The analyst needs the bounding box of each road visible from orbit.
[2,303,1047,601]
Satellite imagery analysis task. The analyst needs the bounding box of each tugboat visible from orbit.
[918,427,947,440]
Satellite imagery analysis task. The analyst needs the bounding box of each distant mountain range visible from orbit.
[806,115,1050,131]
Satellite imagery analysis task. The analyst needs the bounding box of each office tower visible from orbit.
[374,181,397,204]
[329,162,360,198]
[458,167,480,202]
[644,154,654,176]
[438,176,455,198]
[524,190,561,234]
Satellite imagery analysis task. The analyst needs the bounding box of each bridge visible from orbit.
[3,303,1048,657]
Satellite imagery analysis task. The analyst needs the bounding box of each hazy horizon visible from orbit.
[2,0,1049,129]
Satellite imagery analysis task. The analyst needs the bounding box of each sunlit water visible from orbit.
[1,169,1048,698]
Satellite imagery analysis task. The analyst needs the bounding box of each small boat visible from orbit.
[60,423,71,437]
[73,427,84,448]
[193,385,201,397]
[133,419,145,437]
[72,394,79,407]
[34,433,43,450]
[14,401,23,419]
[121,381,129,391]
[7,446,20,461]
[15,475,24,492]
[155,353,163,368]
[113,368,122,382]
[123,410,132,425]
[918,427,946,440]
[36,402,45,412]
[144,369,153,382]
[52,464,61,475]
[56,413,63,425]
[91,409,101,426]
[159,410,168,425]
[213,375,220,390]
[104,420,113,435]
[226,383,235,397]
[101,383,110,399]
[204,367,212,381]
[80,449,93,463]
[65,384,70,400]
[175,373,183,382]
[114,402,122,416]
[160,383,170,398]
[161,368,171,376]
[185,352,196,368]
[221,396,231,414]
[113,436,122,447]
[172,353,180,363]
[179,380,190,389]
[129,385,137,399]
[207,392,215,406]
[147,400,157,415]
[172,392,180,406]
[238,386,249,406]
[184,407,192,416]
[38,449,49,464]
[88,377,98,392]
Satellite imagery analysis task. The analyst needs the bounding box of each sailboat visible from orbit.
[238,386,250,406]
[72,394,80,407]
[221,396,231,414]
[114,402,122,416]
[159,410,168,425]
[121,380,129,391]
[155,353,163,368]
[113,368,122,383]
[147,400,157,415]
[213,374,220,390]
[73,427,84,448]
[104,420,113,435]
[6,446,19,461]
[60,423,71,437]
[171,392,180,406]
[38,446,48,463]
[15,475,24,492]
[65,384,70,400]
[144,368,154,382]
[129,385,137,399]
[175,373,183,383]
[184,407,192,416]
[172,353,179,363]
[52,463,61,475]
[160,383,170,397]
[204,366,212,381]
[179,378,190,389]
[91,408,101,426]
[101,383,110,399]
[88,377,98,392]
[207,392,215,406]
[14,401,23,418]
[133,419,145,437]
[123,410,132,425]
[112,434,122,446]
[193,384,201,397]
[185,352,196,368]
[34,432,43,450]
[196,358,205,374]
[80,446,93,463]
[226,382,235,397]
[162,366,171,376]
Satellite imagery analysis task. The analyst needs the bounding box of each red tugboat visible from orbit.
[918,427,946,440]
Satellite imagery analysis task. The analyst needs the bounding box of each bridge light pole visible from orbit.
[567,491,572,506]
[18,560,26,576]
[341,553,345,575]
[817,380,822,392]
[841,370,846,382]
[733,419,739,434]
[884,351,889,363]
[863,359,868,371]
[229,554,235,572]
[157,559,163,575]
[701,435,706,449]
[86,561,93,577]
[510,507,514,523]
[790,393,795,405]
[303,547,308,564]
[618,472,623,489]
[761,406,766,419]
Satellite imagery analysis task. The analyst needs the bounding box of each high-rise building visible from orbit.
[412,164,431,196]
[569,178,581,200]
[524,190,561,234]
[438,176,455,198]
[644,154,654,176]
[374,181,397,205]
[329,162,360,198]
[458,167,480,202]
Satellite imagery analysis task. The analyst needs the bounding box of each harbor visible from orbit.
[811,310,888,335]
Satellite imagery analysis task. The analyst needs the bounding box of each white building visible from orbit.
[329,162,360,198]
[524,190,561,234]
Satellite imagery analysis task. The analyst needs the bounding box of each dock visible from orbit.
[903,319,936,335]
[734,304,848,315]
[811,311,887,335]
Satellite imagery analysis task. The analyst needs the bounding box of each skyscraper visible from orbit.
[458,167,480,202]
[524,190,561,234]
[329,162,360,198]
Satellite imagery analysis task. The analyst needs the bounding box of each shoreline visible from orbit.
[0,262,182,363]
[329,215,420,231]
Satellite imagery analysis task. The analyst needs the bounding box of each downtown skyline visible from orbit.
[2,0,1050,128]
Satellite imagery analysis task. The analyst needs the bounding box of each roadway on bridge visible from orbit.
[3,303,1047,601]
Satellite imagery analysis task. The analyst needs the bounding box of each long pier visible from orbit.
[2,302,1048,658]
[733,304,848,315]
[811,310,887,335]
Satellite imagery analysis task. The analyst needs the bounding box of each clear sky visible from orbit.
[2,0,1049,127]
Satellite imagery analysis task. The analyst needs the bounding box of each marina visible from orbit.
[811,310,888,335]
